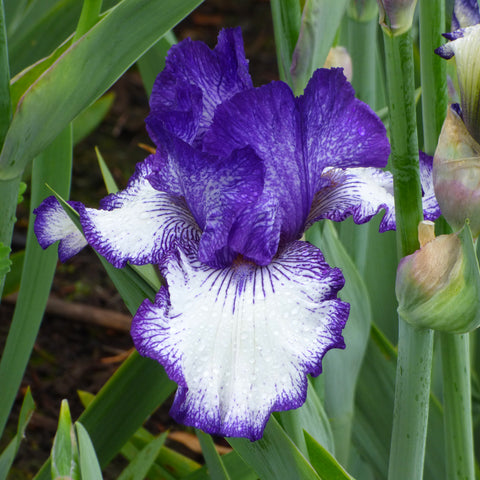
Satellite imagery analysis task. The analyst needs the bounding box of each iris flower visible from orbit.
[34,29,439,440]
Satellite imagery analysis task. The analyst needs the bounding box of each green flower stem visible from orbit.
[0,0,11,147]
[419,0,447,155]
[383,29,423,256]
[382,27,433,480]
[439,333,475,480]
[418,4,473,478]
[388,321,434,480]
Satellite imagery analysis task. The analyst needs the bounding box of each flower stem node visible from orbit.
[433,105,480,237]
[377,0,418,36]
[396,221,480,334]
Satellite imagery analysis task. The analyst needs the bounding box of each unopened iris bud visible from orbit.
[433,105,480,237]
[377,0,418,35]
[323,47,353,83]
[396,221,480,334]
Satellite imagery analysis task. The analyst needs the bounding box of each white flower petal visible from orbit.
[33,197,87,262]
[79,159,201,268]
[131,241,348,440]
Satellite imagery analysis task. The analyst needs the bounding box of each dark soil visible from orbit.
[0,1,276,478]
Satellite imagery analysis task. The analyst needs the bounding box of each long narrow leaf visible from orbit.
[196,430,231,480]
[51,400,80,480]
[76,422,103,480]
[118,432,168,480]
[228,417,321,480]
[0,126,72,439]
[0,0,203,180]
[304,431,354,480]
[0,0,11,146]
[308,221,372,466]
[137,31,176,96]
[0,388,35,480]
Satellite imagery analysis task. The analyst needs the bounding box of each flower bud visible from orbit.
[323,47,353,83]
[396,221,480,333]
[433,105,480,237]
[377,0,418,35]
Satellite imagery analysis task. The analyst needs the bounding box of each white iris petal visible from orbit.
[132,241,348,440]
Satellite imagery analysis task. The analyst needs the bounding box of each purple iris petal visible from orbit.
[146,133,267,268]
[33,197,87,262]
[79,156,201,268]
[419,151,442,222]
[306,167,396,231]
[147,28,252,147]
[131,241,348,441]
[452,0,480,30]
[307,152,440,232]
[298,69,390,180]
[203,68,390,262]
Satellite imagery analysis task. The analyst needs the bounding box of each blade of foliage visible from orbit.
[8,0,83,76]
[10,35,73,110]
[74,0,103,42]
[304,431,354,480]
[3,0,29,36]
[137,31,176,96]
[0,0,204,180]
[0,243,10,277]
[79,391,200,479]
[196,430,231,480]
[0,387,34,480]
[228,417,321,480]
[7,0,118,76]
[308,221,371,466]
[76,422,103,480]
[0,249,21,297]
[72,93,115,145]
[117,431,168,480]
[0,0,11,147]
[290,0,348,95]
[51,400,80,480]
[277,379,334,458]
[0,176,20,294]
[32,237,176,480]
[270,0,301,84]
[184,451,257,480]
[76,352,175,468]
[0,126,72,439]
[96,147,118,193]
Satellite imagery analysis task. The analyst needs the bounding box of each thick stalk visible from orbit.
[383,28,433,480]
[419,2,473,478]
[419,0,447,154]
[440,333,475,480]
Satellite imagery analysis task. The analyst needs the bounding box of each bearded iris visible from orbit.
[34,29,439,440]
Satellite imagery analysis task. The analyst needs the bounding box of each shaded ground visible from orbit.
[0,1,276,478]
